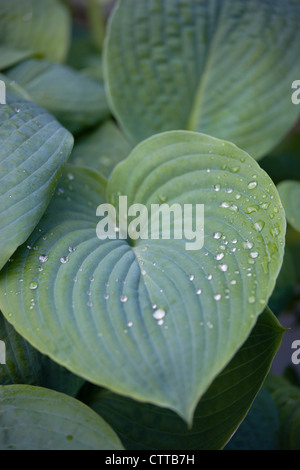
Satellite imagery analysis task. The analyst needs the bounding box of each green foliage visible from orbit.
[105,0,300,158]
[0,0,299,450]
[0,385,123,450]
[0,0,71,67]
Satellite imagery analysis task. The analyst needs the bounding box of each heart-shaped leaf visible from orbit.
[0,0,71,68]
[5,59,110,134]
[277,180,300,233]
[105,0,300,159]
[0,94,74,270]
[0,131,286,423]
[83,308,284,450]
[0,385,124,450]
[0,311,84,396]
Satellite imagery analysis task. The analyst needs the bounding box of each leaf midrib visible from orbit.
[185,1,227,131]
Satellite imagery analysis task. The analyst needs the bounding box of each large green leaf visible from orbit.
[5,59,109,134]
[105,0,300,159]
[70,120,133,178]
[0,385,123,450]
[0,311,84,396]
[277,181,300,233]
[225,386,280,450]
[0,0,71,68]
[83,308,284,450]
[0,93,74,270]
[0,131,286,423]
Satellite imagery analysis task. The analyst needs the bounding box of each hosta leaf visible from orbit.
[105,0,300,159]
[225,386,280,450]
[70,120,133,178]
[83,308,284,450]
[0,310,84,396]
[0,131,286,422]
[277,181,300,233]
[0,73,31,100]
[0,385,123,450]
[0,46,32,71]
[0,94,74,270]
[5,59,109,134]
[0,0,71,67]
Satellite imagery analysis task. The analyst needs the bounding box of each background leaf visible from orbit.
[82,308,284,450]
[266,374,300,450]
[268,246,296,316]
[5,59,109,134]
[69,120,133,178]
[0,0,71,67]
[277,180,300,233]
[105,0,300,159]
[0,93,74,270]
[0,310,84,396]
[0,385,124,450]
[224,386,280,450]
[0,131,286,423]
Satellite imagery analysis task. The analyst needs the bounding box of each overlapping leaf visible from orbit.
[0,311,84,395]
[0,311,41,385]
[84,308,284,450]
[105,0,300,158]
[0,94,74,270]
[225,386,280,450]
[69,120,133,178]
[278,180,300,232]
[0,385,123,450]
[266,375,300,450]
[0,131,286,422]
[5,59,109,134]
[0,0,71,68]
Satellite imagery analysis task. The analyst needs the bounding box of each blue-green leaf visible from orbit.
[0,385,124,450]
[105,0,300,159]
[0,94,74,270]
[0,131,286,423]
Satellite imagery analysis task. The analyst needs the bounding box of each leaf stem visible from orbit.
[87,0,106,52]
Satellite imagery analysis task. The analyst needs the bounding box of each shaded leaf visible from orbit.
[0,311,84,396]
[266,374,300,450]
[278,180,300,232]
[268,246,296,316]
[225,386,280,450]
[70,120,133,178]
